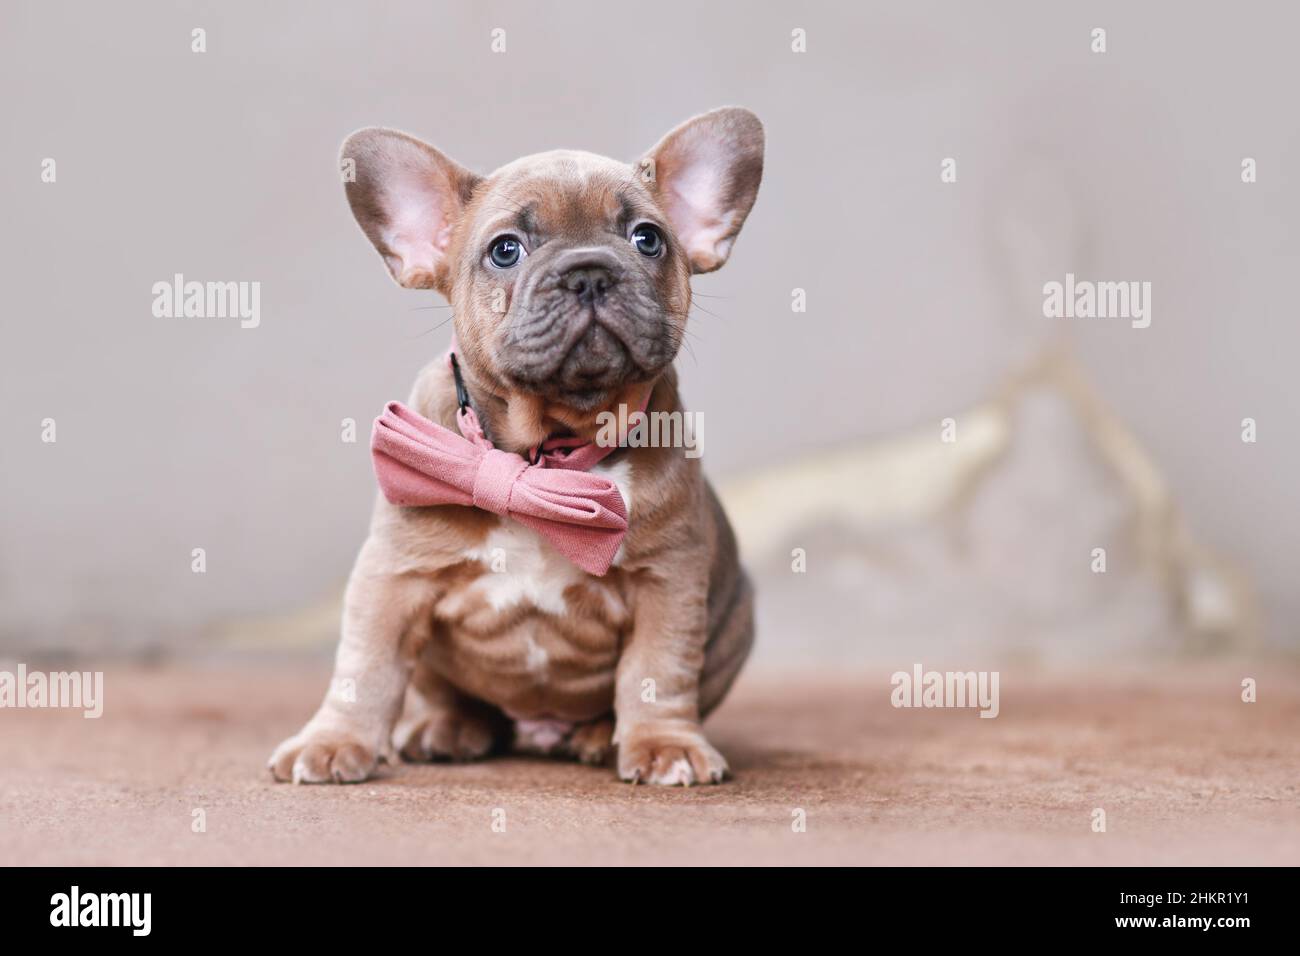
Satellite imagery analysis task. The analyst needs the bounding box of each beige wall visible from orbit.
[2,1,1296,652]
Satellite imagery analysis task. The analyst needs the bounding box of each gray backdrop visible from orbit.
[2,1,1296,652]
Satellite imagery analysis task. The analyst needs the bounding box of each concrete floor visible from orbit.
[1,661,1297,865]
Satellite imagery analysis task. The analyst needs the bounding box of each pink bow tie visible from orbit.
[370,396,628,577]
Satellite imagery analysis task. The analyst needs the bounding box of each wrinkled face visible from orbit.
[454,153,690,408]
[343,108,764,415]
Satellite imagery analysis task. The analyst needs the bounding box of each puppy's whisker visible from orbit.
[662,307,702,322]
[678,334,699,365]
[408,313,457,338]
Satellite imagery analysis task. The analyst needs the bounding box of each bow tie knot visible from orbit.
[472,448,528,515]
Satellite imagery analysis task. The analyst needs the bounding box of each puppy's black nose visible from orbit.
[561,263,616,304]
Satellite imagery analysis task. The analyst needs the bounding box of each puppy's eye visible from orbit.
[630,224,664,258]
[488,235,525,269]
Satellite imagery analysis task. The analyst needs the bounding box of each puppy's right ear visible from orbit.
[341,128,479,291]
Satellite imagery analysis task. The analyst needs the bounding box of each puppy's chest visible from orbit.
[429,461,634,709]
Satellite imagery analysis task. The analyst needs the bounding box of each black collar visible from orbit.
[449,352,472,412]
[449,351,547,465]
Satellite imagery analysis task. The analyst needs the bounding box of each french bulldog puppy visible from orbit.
[269,108,763,786]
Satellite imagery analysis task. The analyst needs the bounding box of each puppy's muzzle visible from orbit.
[502,245,670,405]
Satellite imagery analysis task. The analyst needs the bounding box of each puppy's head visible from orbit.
[342,108,763,416]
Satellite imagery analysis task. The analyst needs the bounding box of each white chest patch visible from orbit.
[458,457,634,613]
[461,520,585,615]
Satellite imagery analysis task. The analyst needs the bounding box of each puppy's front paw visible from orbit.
[268,728,378,784]
[616,722,728,786]
[396,711,496,763]
[565,718,615,766]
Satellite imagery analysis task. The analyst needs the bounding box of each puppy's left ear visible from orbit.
[641,107,764,273]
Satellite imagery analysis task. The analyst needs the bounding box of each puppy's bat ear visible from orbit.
[340,128,480,291]
[640,107,764,274]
